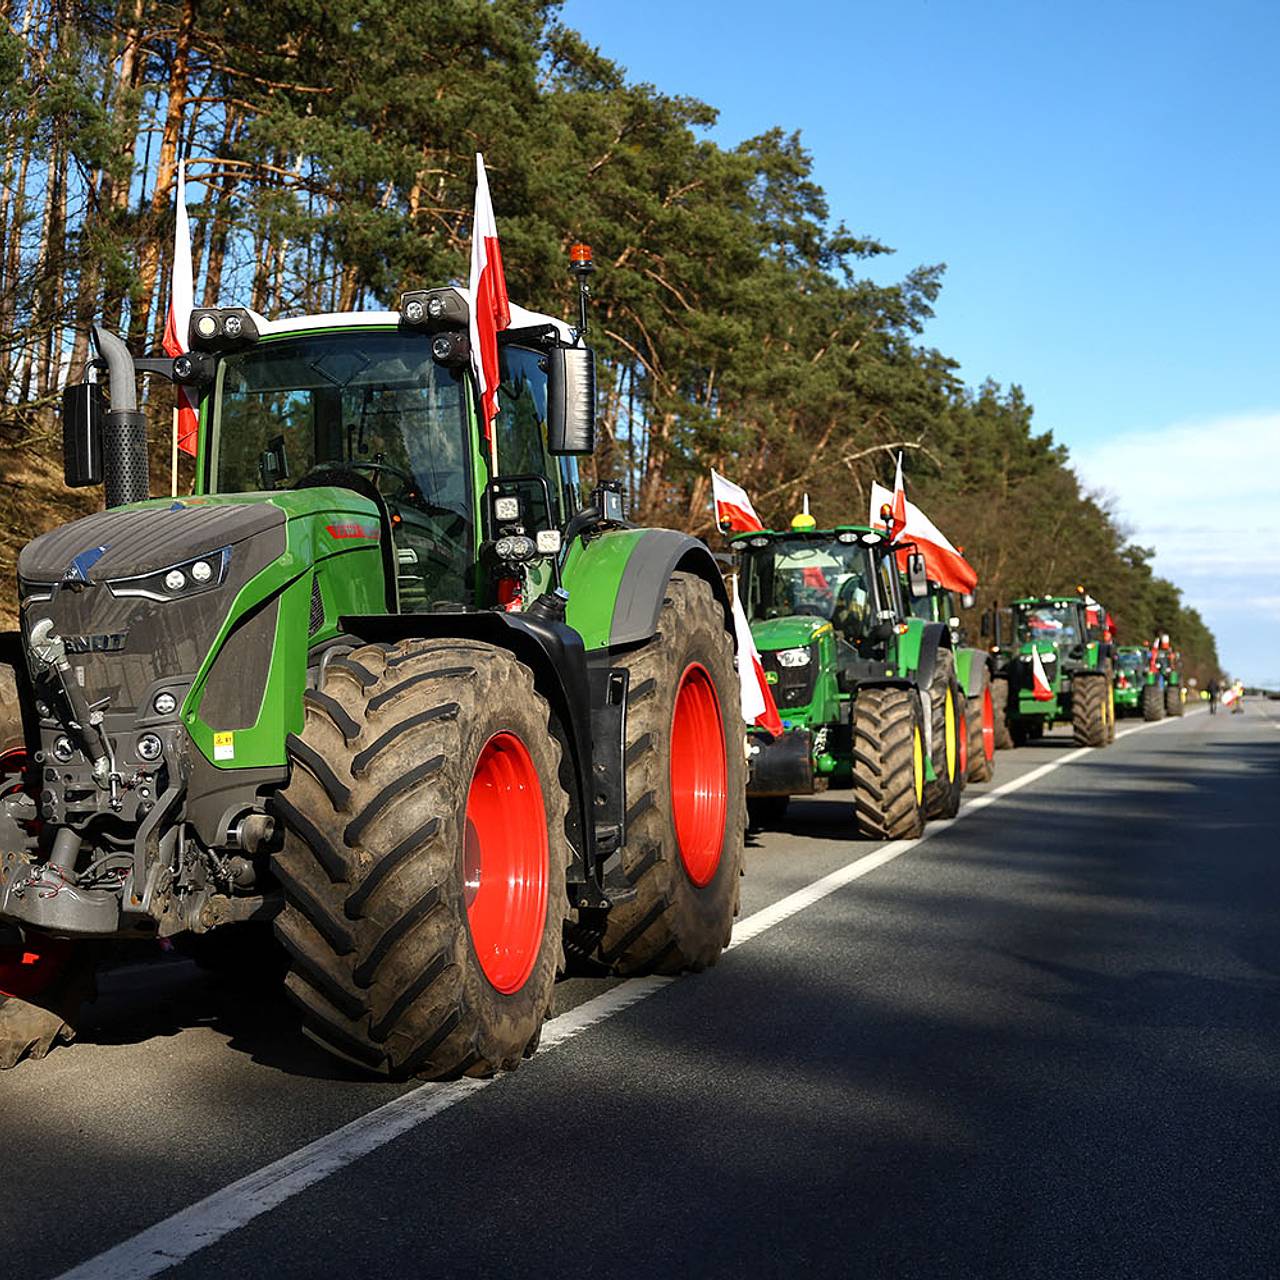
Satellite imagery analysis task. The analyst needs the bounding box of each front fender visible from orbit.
[561,527,731,650]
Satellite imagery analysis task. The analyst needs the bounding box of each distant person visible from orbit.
[1208,678,1220,714]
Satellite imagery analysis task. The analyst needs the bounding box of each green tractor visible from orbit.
[1112,644,1148,717]
[990,593,1115,748]
[0,267,746,1074]
[1139,633,1183,720]
[733,515,964,839]
[908,579,996,784]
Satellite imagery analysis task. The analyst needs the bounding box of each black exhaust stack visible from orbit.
[91,324,150,509]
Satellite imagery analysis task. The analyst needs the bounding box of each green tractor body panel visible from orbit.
[1113,644,1147,711]
[731,525,943,800]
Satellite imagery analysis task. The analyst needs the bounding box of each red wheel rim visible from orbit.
[981,686,996,763]
[670,664,727,887]
[958,706,969,779]
[463,733,549,995]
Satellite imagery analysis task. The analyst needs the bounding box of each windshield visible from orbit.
[1116,651,1146,670]
[1015,603,1078,644]
[210,330,472,607]
[741,538,878,638]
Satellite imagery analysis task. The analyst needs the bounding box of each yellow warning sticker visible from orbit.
[213,731,235,761]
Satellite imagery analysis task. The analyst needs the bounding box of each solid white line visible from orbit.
[55,707,1202,1280]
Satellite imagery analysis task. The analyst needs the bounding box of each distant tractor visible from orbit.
[1141,633,1183,720]
[733,515,963,839]
[0,258,746,1073]
[990,592,1115,748]
[1112,645,1148,717]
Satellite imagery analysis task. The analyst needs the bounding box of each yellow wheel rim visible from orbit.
[944,688,957,782]
[912,723,924,806]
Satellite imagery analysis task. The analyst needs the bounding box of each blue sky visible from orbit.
[560,0,1280,684]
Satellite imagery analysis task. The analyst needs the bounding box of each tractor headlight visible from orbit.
[776,647,811,668]
[108,547,232,602]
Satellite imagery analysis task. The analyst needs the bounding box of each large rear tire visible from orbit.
[923,651,963,819]
[1072,672,1109,747]
[1141,683,1165,721]
[966,665,996,783]
[271,640,569,1079]
[852,687,925,840]
[599,574,745,976]
[990,674,1015,751]
[1165,686,1183,717]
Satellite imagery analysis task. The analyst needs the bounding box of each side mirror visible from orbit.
[62,382,104,487]
[547,346,595,455]
[906,551,929,600]
[960,592,975,610]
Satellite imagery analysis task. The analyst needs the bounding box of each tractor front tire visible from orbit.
[272,640,569,1079]
[852,687,925,840]
[966,665,996,783]
[1165,686,1183,717]
[1141,683,1165,722]
[600,573,746,975]
[990,675,1015,751]
[923,651,964,819]
[1072,672,1110,747]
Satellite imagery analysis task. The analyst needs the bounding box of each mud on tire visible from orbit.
[1072,671,1110,747]
[852,687,925,840]
[599,573,746,976]
[271,640,569,1079]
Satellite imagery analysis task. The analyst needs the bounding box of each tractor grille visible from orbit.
[759,646,818,710]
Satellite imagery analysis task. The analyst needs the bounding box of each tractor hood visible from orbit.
[751,615,832,652]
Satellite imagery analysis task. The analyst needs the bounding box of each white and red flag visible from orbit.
[869,475,979,595]
[468,153,511,446]
[162,160,199,456]
[1030,647,1054,701]
[711,470,764,533]
[730,577,783,738]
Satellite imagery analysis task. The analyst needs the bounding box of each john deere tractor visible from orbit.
[0,262,746,1074]
[990,593,1115,748]
[733,515,964,839]
[1140,633,1183,720]
[1112,645,1147,717]
[909,579,996,784]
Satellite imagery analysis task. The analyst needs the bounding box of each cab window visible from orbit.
[494,345,563,526]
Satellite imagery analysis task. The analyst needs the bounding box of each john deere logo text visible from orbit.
[63,633,127,654]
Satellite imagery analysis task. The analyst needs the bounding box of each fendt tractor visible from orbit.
[0,251,747,1074]
[990,592,1115,749]
[909,577,996,784]
[1137,633,1183,721]
[734,512,965,839]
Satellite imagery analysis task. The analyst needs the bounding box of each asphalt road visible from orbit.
[2,702,1277,1279]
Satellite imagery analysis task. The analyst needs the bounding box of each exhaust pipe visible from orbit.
[91,324,150,508]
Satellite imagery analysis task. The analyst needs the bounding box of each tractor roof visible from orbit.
[1011,595,1080,606]
[229,291,576,345]
[728,525,884,545]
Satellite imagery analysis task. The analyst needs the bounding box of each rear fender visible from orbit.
[954,647,990,699]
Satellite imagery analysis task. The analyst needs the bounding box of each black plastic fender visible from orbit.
[913,621,952,692]
[607,530,732,648]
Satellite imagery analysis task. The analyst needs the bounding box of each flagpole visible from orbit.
[170,407,179,496]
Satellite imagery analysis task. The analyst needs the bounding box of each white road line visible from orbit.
[55,707,1201,1280]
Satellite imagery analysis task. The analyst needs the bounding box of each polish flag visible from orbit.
[711,470,764,533]
[161,160,199,456]
[1030,647,1054,701]
[890,451,907,537]
[869,480,979,594]
[468,153,511,443]
[731,577,783,737]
